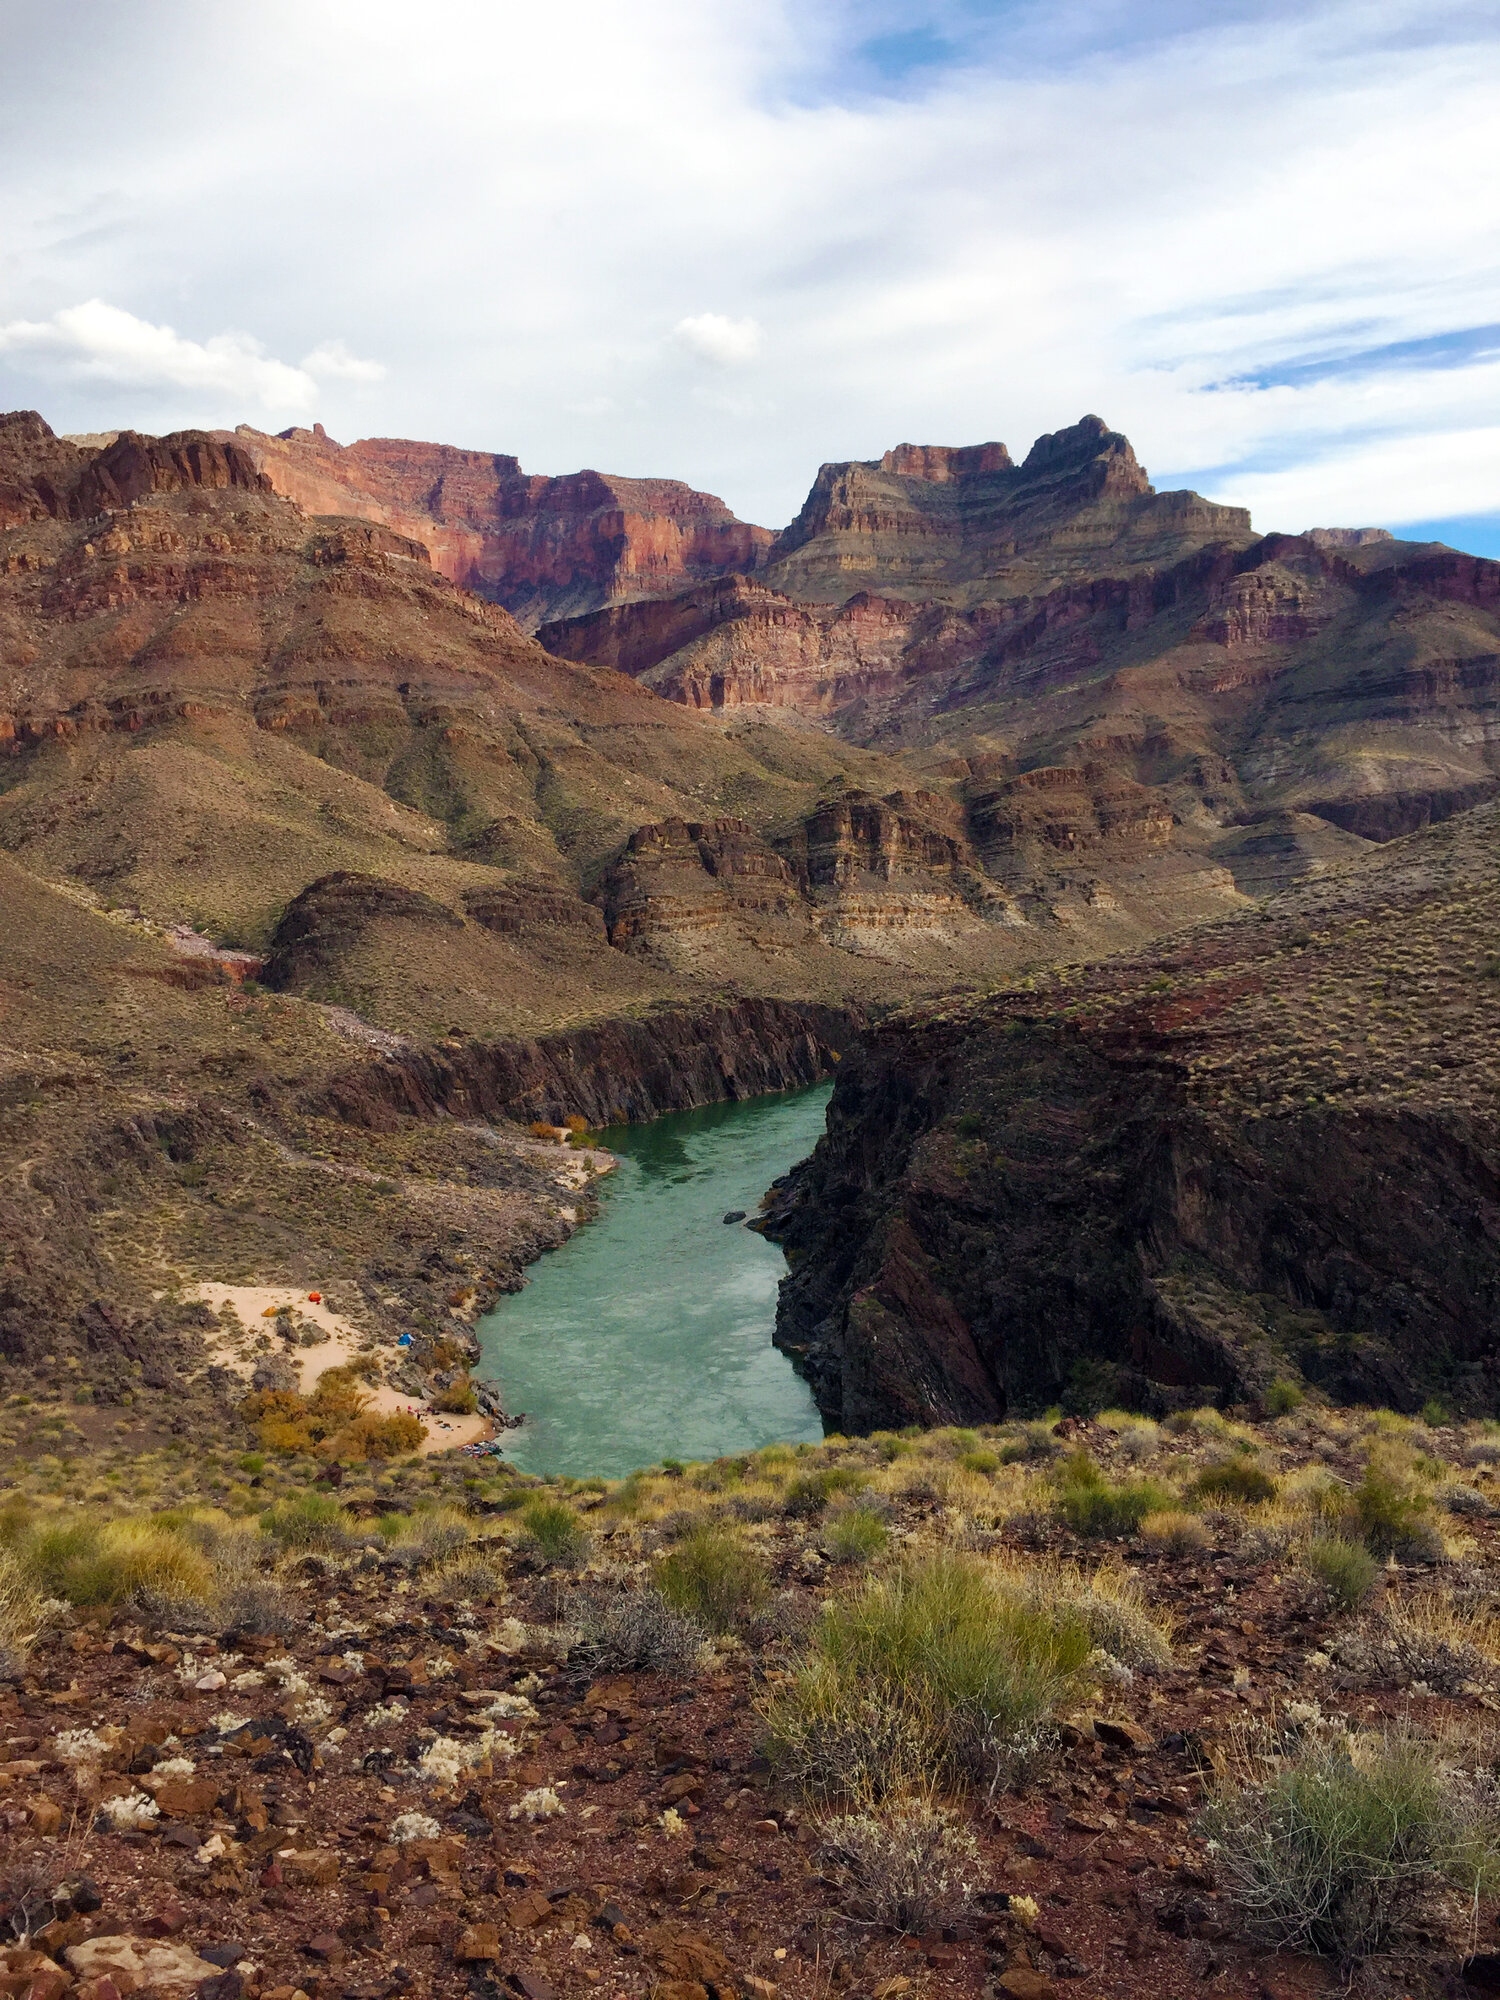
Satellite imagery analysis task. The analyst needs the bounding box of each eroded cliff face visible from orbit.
[763,414,1250,603]
[544,454,1500,907]
[587,792,1024,973]
[765,800,1500,1429]
[226,423,772,629]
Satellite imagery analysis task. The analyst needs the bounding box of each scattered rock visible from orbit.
[66,1936,225,1996]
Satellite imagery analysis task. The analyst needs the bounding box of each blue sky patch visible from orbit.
[1227,324,1500,391]
[1390,513,1500,561]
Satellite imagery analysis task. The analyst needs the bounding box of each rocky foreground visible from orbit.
[5,1413,1500,2000]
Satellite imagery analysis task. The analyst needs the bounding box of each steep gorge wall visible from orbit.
[765,1009,1500,1431]
[317,997,862,1133]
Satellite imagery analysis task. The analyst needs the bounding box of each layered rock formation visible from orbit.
[765,800,1500,1427]
[227,422,771,628]
[763,415,1251,603]
[543,423,1500,907]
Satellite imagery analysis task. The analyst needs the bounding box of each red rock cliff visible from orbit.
[226,423,772,630]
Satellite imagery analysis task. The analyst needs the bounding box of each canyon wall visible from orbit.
[311,996,861,1131]
[226,423,772,628]
[765,803,1500,1427]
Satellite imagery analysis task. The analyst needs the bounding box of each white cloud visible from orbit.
[672,314,765,367]
[1216,426,1500,533]
[0,1,1497,539]
[301,338,385,384]
[0,300,316,411]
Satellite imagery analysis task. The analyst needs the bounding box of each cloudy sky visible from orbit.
[2,0,1497,548]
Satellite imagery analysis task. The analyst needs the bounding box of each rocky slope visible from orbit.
[5,1412,1500,2000]
[4,410,1159,1027]
[765,798,1500,1430]
[224,423,772,629]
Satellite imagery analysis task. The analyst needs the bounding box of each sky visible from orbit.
[1,0,1497,549]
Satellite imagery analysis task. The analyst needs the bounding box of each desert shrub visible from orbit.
[569,1585,706,1675]
[219,1575,299,1637]
[20,1515,216,1609]
[999,1420,1060,1464]
[819,1799,979,1933]
[1057,1451,1171,1538]
[784,1466,866,1518]
[426,1548,507,1604]
[1420,1398,1451,1427]
[1332,1593,1500,1698]
[655,1524,769,1634]
[606,1472,649,1517]
[259,1491,355,1550]
[872,1433,914,1462]
[1140,1509,1212,1557]
[243,1364,394,1457]
[518,1497,589,1568]
[431,1377,479,1416]
[1264,1378,1305,1417]
[323,1410,426,1461]
[1192,1458,1278,1506]
[822,1505,890,1565]
[1202,1726,1500,1957]
[0,1547,42,1675]
[1116,1419,1162,1463]
[1304,1536,1380,1614]
[380,1505,474,1565]
[1354,1453,1442,1560]
[761,1550,1095,1802]
[956,1448,1000,1476]
[1169,1405,1229,1438]
[1026,1559,1173,1672]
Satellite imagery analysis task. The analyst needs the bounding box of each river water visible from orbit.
[475,1083,831,1478]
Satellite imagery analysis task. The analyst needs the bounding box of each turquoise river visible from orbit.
[475,1083,831,1478]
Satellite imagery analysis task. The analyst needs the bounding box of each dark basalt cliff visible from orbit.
[765,802,1500,1428]
[317,995,861,1132]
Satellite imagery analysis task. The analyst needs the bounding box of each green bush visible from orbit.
[431,1377,479,1415]
[1304,1535,1380,1613]
[1202,1726,1500,1957]
[21,1515,216,1606]
[957,1449,1000,1476]
[1264,1378,1305,1417]
[518,1497,589,1568]
[1354,1459,1438,1560]
[999,1420,1060,1464]
[783,1466,865,1518]
[761,1550,1094,1801]
[822,1505,890,1565]
[655,1524,768,1634]
[1192,1458,1278,1505]
[1056,1450,1170,1537]
[1420,1397,1451,1427]
[258,1490,354,1550]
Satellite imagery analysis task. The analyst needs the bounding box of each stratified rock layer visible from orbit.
[227,422,772,628]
